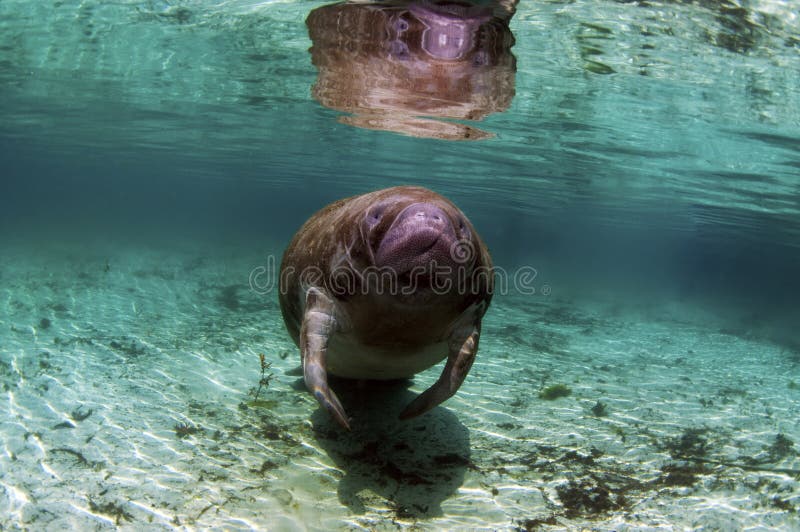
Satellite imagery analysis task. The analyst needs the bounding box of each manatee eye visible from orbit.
[472,50,489,67]
[393,17,409,33]
[389,40,410,61]
[457,217,470,237]
[366,205,386,228]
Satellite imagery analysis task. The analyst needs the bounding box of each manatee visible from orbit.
[279,186,493,429]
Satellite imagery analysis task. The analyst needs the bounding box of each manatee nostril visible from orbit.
[416,211,444,223]
[401,203,452,230]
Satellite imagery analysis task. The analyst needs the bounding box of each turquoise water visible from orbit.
[1,0,799,529]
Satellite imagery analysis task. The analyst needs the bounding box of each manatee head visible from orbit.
[342,187,485,298]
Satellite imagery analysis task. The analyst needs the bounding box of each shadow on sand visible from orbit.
[307,377,472,518]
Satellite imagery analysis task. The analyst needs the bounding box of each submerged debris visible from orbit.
[70,406,93,422]
[50,447,103,469]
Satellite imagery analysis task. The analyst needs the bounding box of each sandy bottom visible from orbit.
[1,241,798,531]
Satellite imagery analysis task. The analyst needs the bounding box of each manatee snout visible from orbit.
[376,202,464,272]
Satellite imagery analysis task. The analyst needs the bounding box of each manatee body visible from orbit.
[279,186,493,429]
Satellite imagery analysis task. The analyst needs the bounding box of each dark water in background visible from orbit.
[2,0,799,349]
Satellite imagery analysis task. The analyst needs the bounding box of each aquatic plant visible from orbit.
[539,383,571,400]
[766,433,796,461]
[108,338,146,358]
[771,496,795,512]
[665,427,709,459]
[659,429,800,478]
[658,462,708,487]
[249,353,275,403]
[250,460,280,476]
[555,478,623,517]
[590,400,608,417]
[515,516,559,531]
[174,423,200,439]
[88,499,134,525]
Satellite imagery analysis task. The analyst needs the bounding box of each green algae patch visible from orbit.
[539,384,572,400]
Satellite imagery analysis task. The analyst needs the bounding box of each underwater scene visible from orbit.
[1,0,799,530]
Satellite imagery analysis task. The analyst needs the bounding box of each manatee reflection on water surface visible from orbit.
[307,0,518,140]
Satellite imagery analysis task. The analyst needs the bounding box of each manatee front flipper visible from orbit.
[399,313,482,420]
[301,288,351,430]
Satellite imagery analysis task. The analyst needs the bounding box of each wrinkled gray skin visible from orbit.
[279,186,493,429]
